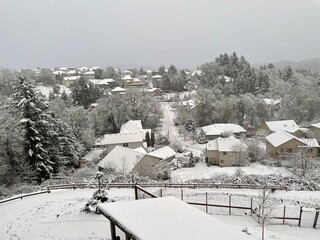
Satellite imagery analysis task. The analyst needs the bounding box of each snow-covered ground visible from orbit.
[0,189,134,240]
[171,162,293,182]
[1,188,319,240]
[36,85,71,99]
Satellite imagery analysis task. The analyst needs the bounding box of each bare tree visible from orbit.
[119,157,130,175]
[258,188,276,240]
[232,143,249,166]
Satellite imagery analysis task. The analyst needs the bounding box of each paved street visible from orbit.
[160,102,205,153]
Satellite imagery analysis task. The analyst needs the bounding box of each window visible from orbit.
[221,160,224,163]
[280,148,284,153]
[308,148,313,153]
[123,143,128,147]
[223,152,227,155]
[287,148,293,153]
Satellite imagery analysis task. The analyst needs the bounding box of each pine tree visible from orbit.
[150,132,155,147]
[61,90,68,102]
[71,77,101,108]
[12,77,53,181]
[146,131,151,147]
[12,77,80,181]
[168,64,177,75]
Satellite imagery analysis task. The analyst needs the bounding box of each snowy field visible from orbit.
[171,162,293,182]
[1,188,319,240]
[36,85,71,98]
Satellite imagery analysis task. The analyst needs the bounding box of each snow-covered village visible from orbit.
[1,1,320,240]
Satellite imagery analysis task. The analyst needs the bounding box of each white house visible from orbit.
[201,123,246,140]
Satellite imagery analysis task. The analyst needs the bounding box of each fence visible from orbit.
[0,190,51,204]
[134,185,319,229]
[46,182,287,191]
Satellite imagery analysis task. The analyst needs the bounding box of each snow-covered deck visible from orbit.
[97,196,253,240]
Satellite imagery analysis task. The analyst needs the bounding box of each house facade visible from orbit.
[201,123,246,140]
[94,132,143,154]
[265,131,319,157]
[132,146,176,175]
[206,136,246,167]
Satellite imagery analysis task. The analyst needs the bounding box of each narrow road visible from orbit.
[160,102,205,153]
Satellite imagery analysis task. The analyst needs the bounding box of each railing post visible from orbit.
[181,189,183,201]
[283,205,286,225]
[134,184,138,200]
[110,221,116,240]
[313,210,319,229]
[159,189,162,197]
[250,198,253,216]
[205,192,208,214]
[229,195,232,215]
[298,206,303,227]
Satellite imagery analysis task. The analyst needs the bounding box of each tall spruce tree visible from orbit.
[12,77,80,181]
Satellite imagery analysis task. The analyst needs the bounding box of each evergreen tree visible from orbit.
[158,65,166,75]
[12,77,80,182]
[146,131,151,147]
[71,77,101,108]
[48,91,56,101]
[12,77,53,181]
[94,69,103,79]
[150,132,155,147]
[61,90,68,103]
[168,64,178,75]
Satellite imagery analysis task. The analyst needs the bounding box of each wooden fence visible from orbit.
[134,185,319,229]
[46,182,287,191]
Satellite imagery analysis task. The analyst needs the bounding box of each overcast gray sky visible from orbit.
[0,0,320,69]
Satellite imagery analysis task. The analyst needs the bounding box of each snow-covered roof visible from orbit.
[265,131,303,148]
[265,120,299,133]
[134,147,147,154]
[152,75,162,79]
[97,146,146,172]
[111,87,126,92]
[89,79,109,86]
[202,123,246,136]
[147,146,176,160]
[132,78,142,82]
[124,70,132,74]
[52,70,65,75]
[120,120,143,133]
[95,132,143,146]
[140,88,161,93]
[89,66,101,71]
[146,70,152,74]
[300,138,320,148]
[311,123,320,129]
[263,98,281,106]
[97,196,253,240]
[83,71,95,75]
[59,67,68,71]
[63,76,80,81]
[79,66,89,71]
[207,136,245,152]
[191,70,202,77]
[122,75,133,80]
[66,70,76,75]
[90,78,115,85]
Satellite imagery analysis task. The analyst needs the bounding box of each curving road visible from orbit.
[160,102,205,153]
